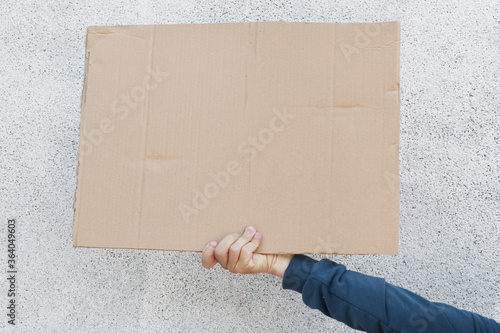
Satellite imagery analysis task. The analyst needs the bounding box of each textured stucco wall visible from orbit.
[0,1,498,332]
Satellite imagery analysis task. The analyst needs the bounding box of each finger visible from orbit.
[227,226,257,272]
[214,233,240,269]
[201,241,218,269]
[240,232,262,267]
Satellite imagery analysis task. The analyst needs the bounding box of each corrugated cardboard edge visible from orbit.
[73,27,92,247]
[69,244,396,255]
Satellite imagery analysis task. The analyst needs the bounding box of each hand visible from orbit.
[201,226,292,278]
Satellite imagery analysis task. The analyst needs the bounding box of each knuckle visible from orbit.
[241,246,251,255]
[229,243,240,254]
[214,248,224,258]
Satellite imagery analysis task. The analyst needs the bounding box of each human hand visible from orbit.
[201,226,292,278]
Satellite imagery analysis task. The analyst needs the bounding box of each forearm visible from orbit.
[280,254,500,333]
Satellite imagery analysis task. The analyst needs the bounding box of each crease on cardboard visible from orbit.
[86,26,110,49]
[89,25,117,36]
[397,82,401,104]
[325,23,336,241]
[91,25,148,42]
[243,22,259,115]
[146,154,184,161]
[120,32,148,42]
[327,23,336,236]
[251,21,258,57]
[73,32,92,247]
[135,25,157,248]
[87,26,149,50]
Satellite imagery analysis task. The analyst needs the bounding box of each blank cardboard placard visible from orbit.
[73,21,400,254]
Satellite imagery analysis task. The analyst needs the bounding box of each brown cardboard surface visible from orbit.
[73,21,400,254]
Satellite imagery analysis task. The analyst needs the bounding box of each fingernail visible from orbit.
[247,226,255,233]
[209,241,217,248]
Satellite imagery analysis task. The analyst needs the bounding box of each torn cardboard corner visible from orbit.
[73,21,400,254]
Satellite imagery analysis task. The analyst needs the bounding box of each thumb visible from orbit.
[201,241,218,269]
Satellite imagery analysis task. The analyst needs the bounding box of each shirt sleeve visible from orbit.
[282,254,500,333]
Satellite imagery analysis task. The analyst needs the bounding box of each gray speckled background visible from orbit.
[1,1,499,332]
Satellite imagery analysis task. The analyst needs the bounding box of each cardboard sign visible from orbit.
[73,21,400,254]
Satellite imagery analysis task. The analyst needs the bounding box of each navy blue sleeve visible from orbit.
[282,254,500,333]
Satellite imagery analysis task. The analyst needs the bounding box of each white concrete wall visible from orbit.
[1,1,498,332]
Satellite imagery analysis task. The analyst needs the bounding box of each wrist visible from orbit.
[267,254,293,278]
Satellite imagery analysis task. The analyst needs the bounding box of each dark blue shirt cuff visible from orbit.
[282,254,318,293]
